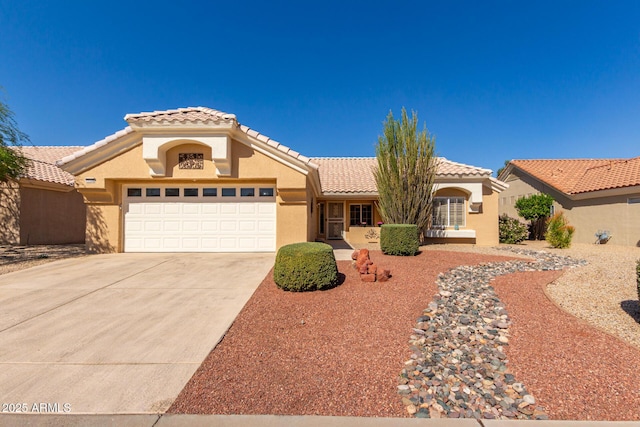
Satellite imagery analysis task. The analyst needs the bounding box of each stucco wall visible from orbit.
[19,186,86,245]
[499,170,640,246]
[426,186,500,246]
[0,182,20,244]
[76,137,311,252]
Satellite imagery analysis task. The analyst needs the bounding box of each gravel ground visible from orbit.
[493,270,640,420]
[0,244,86,275]
[169,250,516,416]
[420,241,640,351]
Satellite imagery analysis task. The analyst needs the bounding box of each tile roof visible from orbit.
[510,158,640,194]
[124,106,237,125]
[60,107,317,169]
[17,146,82,186]
[313,157,493,194]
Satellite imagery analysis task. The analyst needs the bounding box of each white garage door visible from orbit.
[124,185,276,252]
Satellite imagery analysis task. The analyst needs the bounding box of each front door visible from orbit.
[327,202,344,240]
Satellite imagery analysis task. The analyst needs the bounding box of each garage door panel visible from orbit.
[125,198,276,253]
[163,221,180,232]
[220,205,238,215]
[144,221,162,232]
[145,205,163,215]
[163,204,180,214]
[182,205,200,215]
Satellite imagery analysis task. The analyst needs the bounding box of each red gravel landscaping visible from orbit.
[492,270,640,421]
[168,250,514,416]
[169,250,640,420]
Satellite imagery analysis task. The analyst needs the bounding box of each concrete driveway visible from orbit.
[0,253,274,414]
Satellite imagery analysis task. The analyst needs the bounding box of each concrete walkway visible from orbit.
[1,414,638,426]
[0,253,274,414]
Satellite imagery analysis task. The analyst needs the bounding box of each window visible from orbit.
[203,188,217,197]
[259,188,274,197]
[127,188,142,197]
[184,188,198,197]
[241,188,255,197]
[629,197,640,204]
[222,188,236,197]
[432,197,465,227]
[165,188,180,197]
[349,204,372,226]
[146,188,160,197]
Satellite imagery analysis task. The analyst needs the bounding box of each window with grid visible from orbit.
[432,197,465,227]
[349,204,372,226]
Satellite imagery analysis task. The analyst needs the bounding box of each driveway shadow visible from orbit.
[620,300,640,324]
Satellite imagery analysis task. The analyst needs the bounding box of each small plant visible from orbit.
[498,214,528,244]
[273,242,339,292]
[380,224,419,256]
[545,212,575,249]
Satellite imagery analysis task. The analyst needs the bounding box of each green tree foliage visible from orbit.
[545,212,575,249]
[515,193,554,240]
[0,90,30,182]
[374,108,438,234]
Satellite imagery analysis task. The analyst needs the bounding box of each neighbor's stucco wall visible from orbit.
[499,169,640,246]
[0,181,20,244]
[19,186,86,245]
[75,137,311,253]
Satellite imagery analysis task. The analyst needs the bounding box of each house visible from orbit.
[498,158,640,246]
[57,107,507,253]
[0,146,86,245]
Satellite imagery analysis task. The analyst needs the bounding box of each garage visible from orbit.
[123,185,276,252]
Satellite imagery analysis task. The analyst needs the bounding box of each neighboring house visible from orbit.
[57,107,507,253]
[0,146,86,245]
[498,158,640,246]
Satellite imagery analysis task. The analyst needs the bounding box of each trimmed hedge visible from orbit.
[380,224,419,256]
[273,242,339,292]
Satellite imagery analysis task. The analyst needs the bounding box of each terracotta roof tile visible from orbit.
[510,158,640,194]
[56,107,318,170]
[17,146,82,186]
[313,157,493,194]
[124,107,236,125]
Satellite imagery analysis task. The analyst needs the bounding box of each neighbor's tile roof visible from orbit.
[510,158,640,194]
[17,146,82,186]
[313,157,492,194]
[59,107,317,169]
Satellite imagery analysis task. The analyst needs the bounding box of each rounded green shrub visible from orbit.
[380,224,419,256]
[499,214,528,244]
[273,242,339,292]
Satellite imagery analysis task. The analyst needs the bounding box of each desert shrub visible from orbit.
[636,260,640,302]
[380,224,419,256]
[499,214,528,244]
[545,212,575,249]
[273,242,338,292]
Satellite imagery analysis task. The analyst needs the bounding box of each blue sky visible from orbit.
[1,1,639,174]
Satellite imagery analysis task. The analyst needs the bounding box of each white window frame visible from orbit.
[432,197,466,228]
